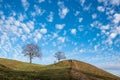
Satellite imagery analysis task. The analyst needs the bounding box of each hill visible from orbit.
[0,58,44,71]
[0,58,120,80]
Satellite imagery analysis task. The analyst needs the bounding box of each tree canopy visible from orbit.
[55,51,66,61]
[22,43,42,63]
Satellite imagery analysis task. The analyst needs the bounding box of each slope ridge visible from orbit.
[53,60,120,80]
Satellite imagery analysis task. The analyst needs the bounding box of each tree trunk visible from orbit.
[58,59,60,62]
[30,57,32,64]
[30,53,32,64]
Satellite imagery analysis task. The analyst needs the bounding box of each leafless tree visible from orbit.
[22,43,42,63]
[55,51,66,61]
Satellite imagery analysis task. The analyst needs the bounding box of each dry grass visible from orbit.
[0,58,44,71]
[0,58,120,80]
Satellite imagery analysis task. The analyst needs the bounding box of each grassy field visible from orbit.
[0,58,120,80]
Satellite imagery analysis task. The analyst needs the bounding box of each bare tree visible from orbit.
[55,51,66,61]
[22,43,42,63]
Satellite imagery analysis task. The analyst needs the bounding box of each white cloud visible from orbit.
[55,24,65,30]
[34,38,38,43]
[58,1,69,19]
[100,25,110,30]
[94,45,98,51]
[38,0,45,3]
[106,9,115,16]
[36,33,42,39]
[1,15,5,21]
[11,11,16,17]
[26,21,34,30]
[90,20,102,28]
[40,23,46,28]
[83,4,92,11]
[74,11,80,16]
[79,49,85,53]
[97,6,105,12]
[0,10,3,15]
[11,25,18,34]
[1,33,9,45]
[34,5,45,16]
[111,0,120,6]
[14,20,20,26]
[110,33,117,39]
[113,13,120,24]
[63,30,67,36]
[47,12,53,22]
[21,35,27,42]
[0,20,4,26]
[59,8,69,19]
[21,0,29,11]
[116,27,120,34]
[7,16,15,24]
[0,15,25,39]
[11,37,17,43]
[105,26,120,45]
[52,33,58,39]
[18,28,23,36]
[98,0,120,6]
[40,28,47,34]
[31,12,36,17]
[21,23,30,33]
[32,30,43,43]
[80,0,85,6]
[71,29,77,35]
[33,30,43,42]
[90,20,119,45]
[114,38,120,47]
[1,41,12,57]
[79,18,83,22]
[97,0,107,3]
[106,38,113,45]
[92,13,97,19]
[58,37,65,43]
[106,32,117,45]
[18,14,26,21]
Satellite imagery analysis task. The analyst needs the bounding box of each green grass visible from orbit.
[0,58,120,80]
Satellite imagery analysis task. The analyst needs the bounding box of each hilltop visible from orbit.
[0,58,119,80]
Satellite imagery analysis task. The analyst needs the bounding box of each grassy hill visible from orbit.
[0,58,44,71]
[0,58,120,80]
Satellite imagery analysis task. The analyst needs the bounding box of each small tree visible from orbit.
[22,43,42,63]
[55,51,66,61]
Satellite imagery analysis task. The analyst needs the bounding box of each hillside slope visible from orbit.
[0,58,44,71]
[0,58,120,80]
[52,60,120,80]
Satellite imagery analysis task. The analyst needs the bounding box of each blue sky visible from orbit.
[0,0,120,76]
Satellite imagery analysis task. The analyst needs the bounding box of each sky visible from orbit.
[0,0,120,76]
